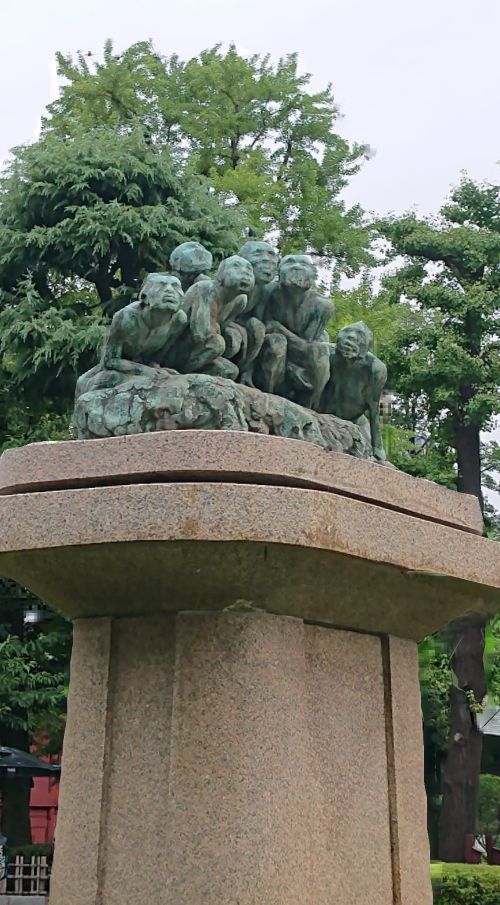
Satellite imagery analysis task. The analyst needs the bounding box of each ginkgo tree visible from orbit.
[43,40,373,274]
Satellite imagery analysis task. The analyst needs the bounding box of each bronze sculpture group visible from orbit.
[72,241,388,462]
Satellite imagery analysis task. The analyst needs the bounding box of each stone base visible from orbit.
[0,431,492,905]
[49,611,431,905]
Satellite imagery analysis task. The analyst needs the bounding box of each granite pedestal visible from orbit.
[0,431,498,905]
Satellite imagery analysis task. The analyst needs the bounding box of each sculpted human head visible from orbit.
[169,242,213,288]
[139,273,184,313]
[279,255,316,291]
[238,241,277,285]
[336,321,373,360]
[215,256,255,295]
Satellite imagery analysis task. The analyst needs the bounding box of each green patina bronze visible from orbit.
[320,322,387,461]
[255,255,333,411]
[233,241,278,387]
[71,241,389,462]
[169,241,213,291]
[165,255,255,380]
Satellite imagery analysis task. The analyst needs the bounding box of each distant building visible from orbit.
[477,706,500,776]
[29,772,59,844]
[477,706,500,737]
[0,758,59,845]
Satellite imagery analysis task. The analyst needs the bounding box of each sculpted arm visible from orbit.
[218,293,248,330]
[102,312,127,371]
[368,359,388,461]
[102,312,148,376]
[263,321,309,363]
[302,297,335,342]
[265,320,295,339]
[265,296,332,351]
[163,308,188,352]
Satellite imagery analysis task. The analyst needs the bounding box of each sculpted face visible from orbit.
[336,322,372,360]
[139,274,184,312]
[238,241,277,285]
[279,255,316,291]
[217,256,255,295]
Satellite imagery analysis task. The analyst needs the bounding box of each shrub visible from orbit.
[6,843,53,862]
[431,863,500,904]
[478,774,500,841]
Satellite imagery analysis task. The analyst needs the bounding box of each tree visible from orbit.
[326,269,499,858]
[0,127,243,312]
[417,611,500,858]
[379,179,500,506]
[42,40,372,277]
[0,582,71,846]
[379,180,500,862]
[419,633,453,858]
[438,615,488,863]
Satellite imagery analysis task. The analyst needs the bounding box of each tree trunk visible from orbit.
[423,729,443,860]
[437,404,486,861]
[0,724,33,847]
[438,614,487,862]
[93,261,114,312]
[0,596,33,847]
[456,419,483,510]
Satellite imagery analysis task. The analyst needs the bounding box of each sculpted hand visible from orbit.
[266,320,285,334]
[166,309,188,341]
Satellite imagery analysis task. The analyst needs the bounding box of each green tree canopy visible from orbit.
[0,127,243,311]
[0,127,245,447]
[478,774,500,842]
[42,40,372,276]
[378,176,500,505]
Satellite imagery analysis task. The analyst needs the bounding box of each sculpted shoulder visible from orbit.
[367,351,388,387]
[183,279,217,312]
[305,288,334,319]
[113,301,143,330]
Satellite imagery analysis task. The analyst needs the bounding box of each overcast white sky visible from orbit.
[3,0,500,215]
[1,0,500,496]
